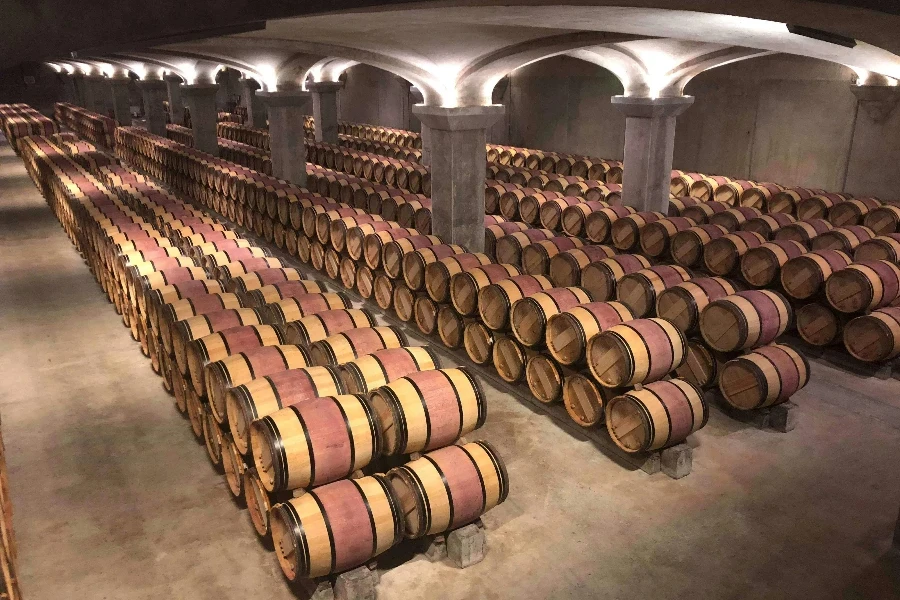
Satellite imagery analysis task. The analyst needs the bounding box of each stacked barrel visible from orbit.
[0,103,57,152]
[54,102,115,148]
[165,124,273,175]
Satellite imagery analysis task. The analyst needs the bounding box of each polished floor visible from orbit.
[0,135,898,600]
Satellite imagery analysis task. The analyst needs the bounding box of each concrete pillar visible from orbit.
[182,84,219,156]
[612,95,694,214]
[165,75,185,126]
[895,503,900,549]
[259,90,310,186]
[413,105,505,253]
[71,74,87,107]
[137,79,168,137]
[109,78,132,126]
[240,79,267,129]
[61,74,78,105]
[420,124,431,166]
[87,76,110,116]
[308,81,342,144]
[851,84,900,123]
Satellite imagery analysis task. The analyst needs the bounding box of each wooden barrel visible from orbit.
[485,182,520,214]
[243,467,289,537]
[739,183,783,210]
[478,274,554,331]
[587,318,686,387]
[855,234,900,263]
[387,441,508,539]
[392,283,416,322]
[363,228,420,270]
[774,219,832,245]
[525,354,564,403]
[606,378,710,457]
[435,306,466,349]
[346,222,404,261]
[767,187,822,215]
[485,221,530,257]
[250,394,379,492]
[700,290,793,352]
[381,235,444,279]
[402,244,468,291]
[709,207,762,232]
[639,217,696,258]
[339,346,440,394]
[521,236,585,276]
[261,293,352,325]
[668,196,700,218]
[158,292,244,354]
[741,213,796,239]
[610,211,665,251]
[220,434,248,500]
[458,322,494,366]
[214,257,285,281]
[703,231,766,276]
[270,475,403,580]
[225,268,305,295]
[671,172,703,197]
[825,260,900,313]
[843,306,900,362]
[656,277,738,333]
[494,229,555,267]
[780,250,852,300]
[498,188,533,221]
[719,344,810,410]
[796,303,846,346]
[279,309,376,347]
[414,296,439,335]
[580,254,651,301]
[330,215,385,253]
[240,280,329,308]
[681,200,729,225]
[560,200,607,237]
[584,205,637,243]
[670,224,729,268]
[739,240,807,287]
[674,339,729,390]
[538,195,584,231]
[173,308,264,375]
[615,265,693,318]
[797,193,849,221]
[368,368,486,455]
[373,274,395,310]
[510,287,593,348]
[863,205,900,235]
[714,180,756,205]
[202,409,225,467]
[339,256,358,290]
[225,365,345,452]
[309,326,407,366]
[492,336,534,383]
[545,301,634,366]
[811,225,875,254]
[561,373,616,428]
[424,253,493,303]
[689,176,731,201]
[548,245,617,288]
[829,197,881,228]
[355,265,377,299]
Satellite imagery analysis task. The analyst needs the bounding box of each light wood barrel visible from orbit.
[681,200,729,225]
[797,193,849,221]
[796,303,846,346]
[330,215,385,253]
[392,283,416,322]
[498,188,533,221]
[580,254,651,301]
[402,244,467,291]
[780,250,852,300]
[492,335,535,383]
[363,228,420,270]
[713,180,756,205]
[863,205,900,235]
[238,280,328,309]
[346,222,404,261]
[270,475,403,580]
[339,256,358,290]
[373,273,396,310]
[689,176,731,202]
[674,339,730,389]
[478,274,554,331]
[521,236,585,276]
[250,394,379,492]
[355,265,377,299]
[671,224,729,268]
[545,301,634,366]
[741,213,796,239]
[584,205,637,243]
[525,354,564,403]
[671,172,704,197]
[382,235,443,279]
[668,196,700,218]
[708,207,762,233]
[825,260,900,313]
[279,309,376,347]
[436,305,466,349]
[510,287,593,348]
[485,221,530,257]
[413,296,439,335]
[368,368,486,455]
[703,231,766,276]
[173,308,264,375]
[719,343,810,410]
[740,240,807,287]
[606,378,708,453]
[811,225,875,254]
[340,346,440,394]
[243,467,290,537]
[560,200,608,237]
[610,211,665,251]
[539,195,584,231]
[309,326,408,366]
[829,197,881,228]
[261,293,352,325]
[214,257,285,281]
[202,408,225,467]
[767,187,822,215]
[639,217,696,258]
[739,183,783,210]
[424,253,493,303]
[616,265,693,318]
[700,290,793,352]
[220,434,247,500]
[588,318,687,387]
[855,234,900,263]
[548,245,617,288]
[387,441,508,539]
[464,321,496,365]
[774,218,832,245]
[562,373,618,428]
[656,277,738,333]
[158,292,243,354]
[843,307,900,362]
[225,268,305,295]
[495,229,555,267]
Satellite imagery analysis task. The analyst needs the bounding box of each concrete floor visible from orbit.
[1,134,899,600]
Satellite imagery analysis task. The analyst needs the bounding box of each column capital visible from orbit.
[137,79,167,91]
[851,85,900,122]
[412,105,505,131]
[109,76,131,86]
[181,83,219,97]
[240,78,261,91]
[611,95,694,118]
[258,90,311,108]
[307,81,343,93]
[164,73,183,83]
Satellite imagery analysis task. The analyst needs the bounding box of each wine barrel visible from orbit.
[495,229,555,267]
[243,467,290,537]
[538,195,584,231]
[498,188,533,221]
[346,222,404,261]
[810,225,875,254]
[674,339,729,390]
[436,306,466,349]
[714,180,756,205]
[780,250,852,300]
[355,265,377,299]
[700,290,793,352]
[584,205,637,243]
[655,277,738,333]
[525,354,564,403]
[463,321,496,365]
[560,200,607,237]
[610,211,665,251]
[510,287,593,348]
[774,219,832,245]
[545,301,634,366]
[797,193,849,221]
[340,346,440,394]
[843,307,900,362]
[392,283,416,322]
[689,176,731,202]
[225,365,345,451]
[362,228,420,270]
[309,326,408,366]
[548,245,617,288]
[670,224,729,268]
[863,205,900,235]
[587,318,687,387]
[485,221,530,257]
[767,187,823,216]
[828,197,881,228]
[681,200,729,225]
[492,336,535,383]
[671,172,704,197]
[250,394,379,492]
[719,344,810,410]
[387,441,508,539]
[339,256,358,290]
[330,215,385,253]
[703,231,766,276]
[214,257,285,281]
[225,268,305,295]
[368,368,486,455]
[270,475,403,580]
[478,274,554,331]
[382,235,444,279]
[580,254,652,302]
[521,236,585,276]
[561,373,618,428]
[796,303,846,346]
[616,265,693,318]
[279,309,376,347]
[414,296,439,335]
[739,183,783,210]
[221,434,248,500]
[173,308,264,375]
[373,273,395,310]
[825,260,900,313]
[240,280,329,308]
[485,182,520,214]
[739,240,806,287]
[855,234,900,263]
[709,207,762,232]
[639,216,696,258]
[668,196,700,218]
[261,293,352,325]
[402,244,467,291]
[424,253,493,303]
[158,293,244,354]
[523,191,568,225]
[606,379,708,452]
[741,213,796,239]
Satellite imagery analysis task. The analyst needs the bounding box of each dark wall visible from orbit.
[0,63,65,114]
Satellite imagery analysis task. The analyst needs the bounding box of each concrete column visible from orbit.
[259,90,310,186]
[851,84,900,123]
[182,84,219,156]
[419,124,431,166]
[895,504,900,549]
[413,105,505,253]
[612,95,694,214]
[240,79,267,129]
[61,74,78,105]
[308,81,342,144]
[71,74,87,107]
[165,75,185,126]
[109,78,132,126]
[86,76,110,116]
[137,79,168,137]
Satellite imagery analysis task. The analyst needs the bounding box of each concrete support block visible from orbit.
[333,565,377,600]
[424,535,448,562]
[413,105,504,253]
[308,579,336,600]
[166,76,185,126]
[109,78,132,126]
[61,75,78,106]
[86,75,110,116]
[71,74,87,108]
[259,90,311,187]
[611,95,693,214]
[660,443,692,479]
[447,520,486,568]
[768,401,799,433]
[137,79,168,137]
[240,79,267,129]
[309,81,342,145]
[182,84,220,156]
[419,124,431,167]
